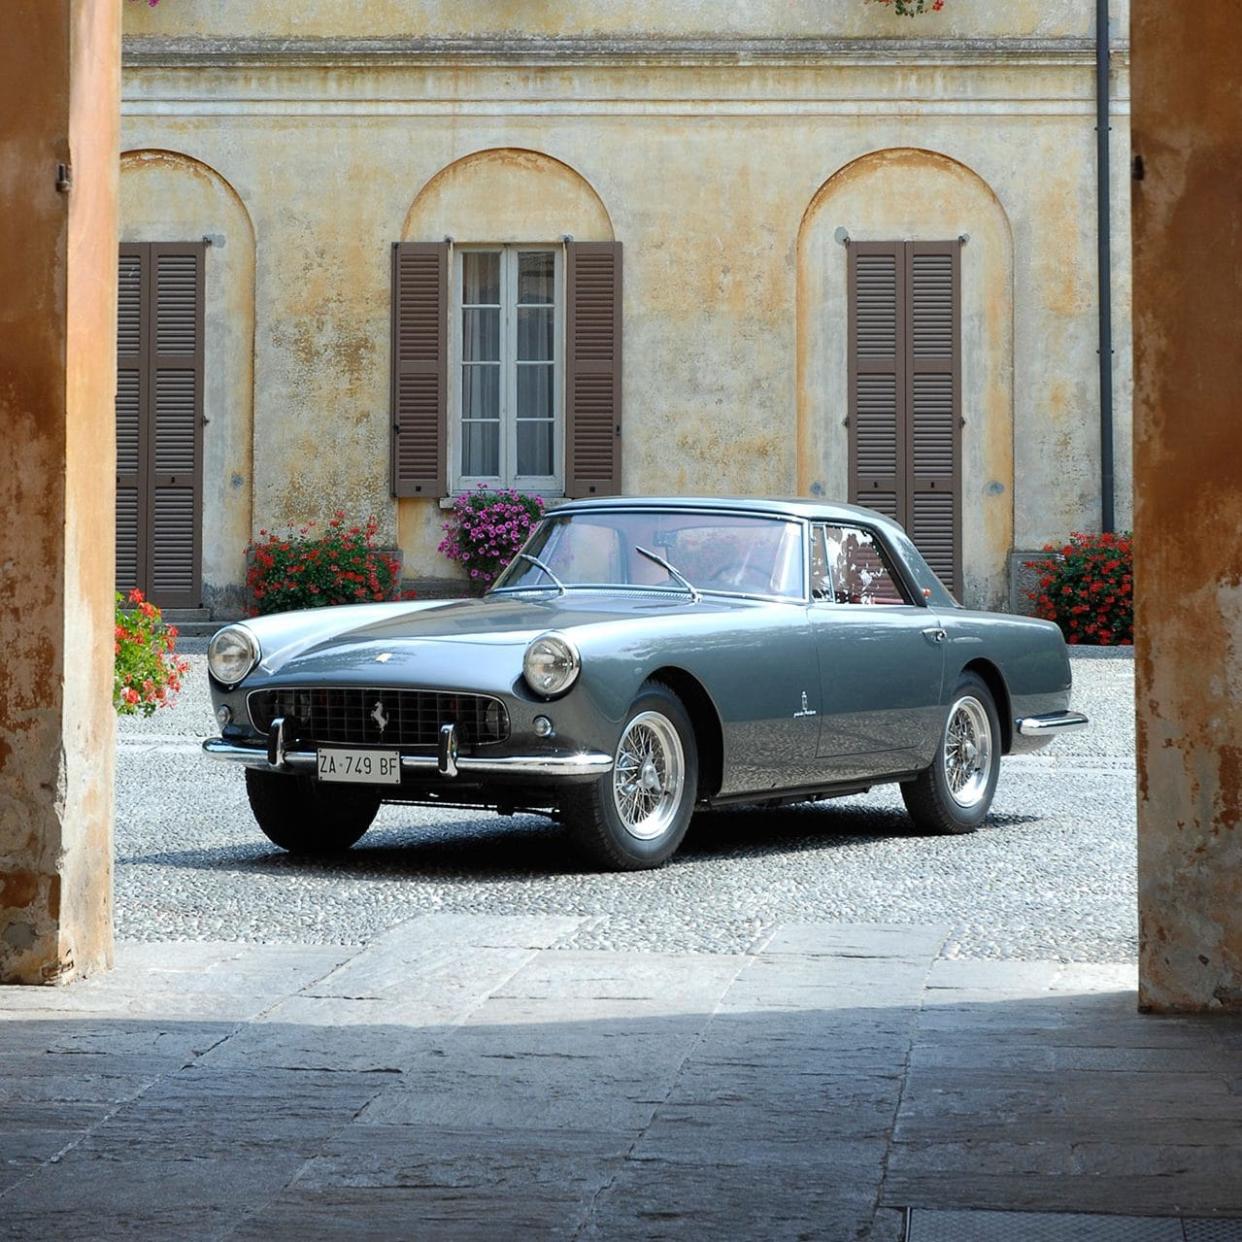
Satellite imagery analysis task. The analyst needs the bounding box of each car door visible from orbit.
[808,522,946,781]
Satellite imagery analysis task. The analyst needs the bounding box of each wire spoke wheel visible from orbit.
[942,694,994,809]
[612,711,685,841]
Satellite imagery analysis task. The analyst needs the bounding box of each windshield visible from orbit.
[491,510,806,601]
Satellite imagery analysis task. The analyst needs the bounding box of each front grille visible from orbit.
[248,687,509,749]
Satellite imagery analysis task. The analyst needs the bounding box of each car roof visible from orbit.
[555,495,902,530]
[553,495,959,609]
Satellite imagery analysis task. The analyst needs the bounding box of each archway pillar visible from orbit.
[1133,2,1242,1013]
[0,0,120,984]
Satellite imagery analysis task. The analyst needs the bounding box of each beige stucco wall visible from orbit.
[123,0,1128,41]
[119,150,255,613]
[120,1,1131,610]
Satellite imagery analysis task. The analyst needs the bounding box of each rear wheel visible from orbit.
[563,682,698,870]
[902,672,1001,835]
[245,769,380,854]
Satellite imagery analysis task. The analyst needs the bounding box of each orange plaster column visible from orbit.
[0,0,120,983]
[1132,3,1242,1011]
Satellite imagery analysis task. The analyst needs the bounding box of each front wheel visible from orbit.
[562,682,699,870]
[245,769,380,854]
[902,672,1002,835]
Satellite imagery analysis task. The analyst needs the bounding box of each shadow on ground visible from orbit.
[1,949,1239,1242]
[121,801,1041,880]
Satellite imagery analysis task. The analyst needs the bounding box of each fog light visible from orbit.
[215,705,232,729]
[533,715,554,738]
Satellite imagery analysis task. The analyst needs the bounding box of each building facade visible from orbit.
[118,0,1132,614]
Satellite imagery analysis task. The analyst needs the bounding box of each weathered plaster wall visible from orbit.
[1,0,118,984]
[798,148,1013,608]
[120,2,1131,608]
[120,150,255,615]
[123,0,1127,41]
[1132,3,1242,1012]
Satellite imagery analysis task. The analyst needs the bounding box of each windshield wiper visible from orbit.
[635,546,701,604]
[517,552,567,596]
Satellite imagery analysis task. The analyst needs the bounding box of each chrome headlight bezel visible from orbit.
[522,631,581,699]
[207,625,260,688]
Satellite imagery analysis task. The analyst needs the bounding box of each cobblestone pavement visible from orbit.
[116,655,1136,961]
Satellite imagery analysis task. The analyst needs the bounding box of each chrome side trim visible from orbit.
[1016,711,1090,737]
[202,737,613,778]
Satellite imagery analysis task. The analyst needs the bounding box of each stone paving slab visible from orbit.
[0,919,1239,1241]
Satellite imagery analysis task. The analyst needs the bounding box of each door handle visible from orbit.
[922,627,947,645]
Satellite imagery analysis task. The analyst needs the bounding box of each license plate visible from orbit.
[317,748,402,785]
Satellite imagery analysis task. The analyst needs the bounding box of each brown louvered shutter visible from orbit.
[115,242,205,609]
[116,245,146,596]
[848,240,961,595]
[391,242,448,496]
[907,242,961,596]
[149,243,205,607]
[565,241,622,497]
[848,243,903,525]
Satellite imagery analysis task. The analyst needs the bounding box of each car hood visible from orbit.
[246,591,726,682]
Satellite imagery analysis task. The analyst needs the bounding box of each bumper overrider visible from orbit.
[202,717,612,782]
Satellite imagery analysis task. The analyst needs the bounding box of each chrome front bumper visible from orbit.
[1016,711,1090,738]
[201,736,613,779]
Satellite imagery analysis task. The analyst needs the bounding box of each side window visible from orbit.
[810,526,832,601]
[815,525,911,606]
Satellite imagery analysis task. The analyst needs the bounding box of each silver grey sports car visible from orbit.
[203,497,1087,870]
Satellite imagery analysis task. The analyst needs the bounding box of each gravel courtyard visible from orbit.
[116,654,1136,961]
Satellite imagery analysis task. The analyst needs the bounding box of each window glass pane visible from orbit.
[494,513,805,601]
[462,307,500,361]
[455,246,562,490]
[517,252,555,304]
[516,420,554,477]
[462,365,499,420]
[517,365,554,420]
[517,306,554,361]
[810,527,833,601]
[462,252,500,304]
[821,526,909,605]
[461,419,500,477]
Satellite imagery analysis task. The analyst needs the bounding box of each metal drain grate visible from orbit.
[905,1209,1183,1241]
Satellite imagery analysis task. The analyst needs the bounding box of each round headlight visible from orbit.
[523,632,580,698]
[207,625,260,686]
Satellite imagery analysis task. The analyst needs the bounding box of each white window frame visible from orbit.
[448,244,564,495]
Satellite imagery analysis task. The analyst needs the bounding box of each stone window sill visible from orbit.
[437,495,569,510]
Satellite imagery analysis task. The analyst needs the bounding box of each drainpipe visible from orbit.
[1096,0,1116,533]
